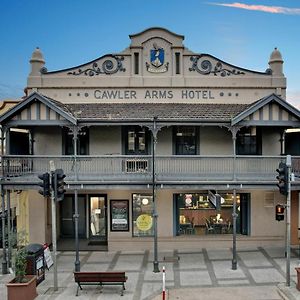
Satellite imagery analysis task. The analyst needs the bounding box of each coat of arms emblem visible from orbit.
[146,43,169,73]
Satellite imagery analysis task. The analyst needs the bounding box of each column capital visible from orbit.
[227,125,243,140]
[145,117,164,139]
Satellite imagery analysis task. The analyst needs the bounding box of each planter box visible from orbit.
[6,275,37,300]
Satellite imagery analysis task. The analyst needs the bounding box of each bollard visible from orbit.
[162,266,166,300]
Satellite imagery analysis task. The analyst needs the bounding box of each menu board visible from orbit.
[43,244,53,269]
[110,200,129,231]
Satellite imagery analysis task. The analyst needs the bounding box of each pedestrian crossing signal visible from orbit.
[275,204,285,221]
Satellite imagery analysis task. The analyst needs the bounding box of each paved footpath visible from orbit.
[1,246,300,299]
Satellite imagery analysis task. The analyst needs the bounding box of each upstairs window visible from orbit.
[124,126,150,155]
[63,127,89,155]
[236,127,261,155]
[9,128,30,155]
[134,52,139,75]
[174,126,197,155]
[175,52,180,74]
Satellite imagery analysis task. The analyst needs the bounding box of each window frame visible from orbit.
[173,126,198,155]
[236,127,262,155]
[132,193,154,237]
[123,126,150,155]
[62,127,89,155]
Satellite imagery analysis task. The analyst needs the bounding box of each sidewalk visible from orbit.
[1,246,300,299]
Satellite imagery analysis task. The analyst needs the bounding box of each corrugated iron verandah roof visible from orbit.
[59,102,252,122]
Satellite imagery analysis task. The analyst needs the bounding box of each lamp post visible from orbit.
[152,117,160,273]
[73,127,80,272]
[286,155,291,286]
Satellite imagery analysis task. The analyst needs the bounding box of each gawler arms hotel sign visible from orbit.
[93,89,215,100]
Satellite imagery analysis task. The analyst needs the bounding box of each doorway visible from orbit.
[60,195,86,238]
[89,195,107,244]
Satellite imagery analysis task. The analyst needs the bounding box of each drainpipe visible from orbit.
[152,117,160,273]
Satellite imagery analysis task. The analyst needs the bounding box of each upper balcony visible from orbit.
[1,155,300,190]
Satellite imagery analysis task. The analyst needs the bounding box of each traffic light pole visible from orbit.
[286,155,291,287]
[49,162,58,291]
[232,189,237,270]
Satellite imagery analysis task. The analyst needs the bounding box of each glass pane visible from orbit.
[90,196,106,238]
[138,130,146,151]
[132,194,154,237]
[128,131,135,151]
[177,193,241,236]
[176,126,196,155]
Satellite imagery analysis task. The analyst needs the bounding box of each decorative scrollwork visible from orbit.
[189,56,245,77]
[67,55,126,76]
[40,67,48,74]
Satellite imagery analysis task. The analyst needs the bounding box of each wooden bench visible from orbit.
[74,271,127,296]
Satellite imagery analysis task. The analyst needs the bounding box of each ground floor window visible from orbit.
[132,193,154,237]
[175,192,249,236]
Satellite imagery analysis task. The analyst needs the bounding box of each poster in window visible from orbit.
[110,200,129,231]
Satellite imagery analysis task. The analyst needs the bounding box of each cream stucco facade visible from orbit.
[1,27,300,251]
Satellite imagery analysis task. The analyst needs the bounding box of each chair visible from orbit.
[186,222,196,235]
[222,221,231,234]
[179,224,186,235]
[226,221,231,234]
[205,218,215,234]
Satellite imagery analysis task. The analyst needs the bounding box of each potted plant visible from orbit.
[6,232,37,300]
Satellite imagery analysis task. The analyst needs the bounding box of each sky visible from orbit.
[0,0,300,107]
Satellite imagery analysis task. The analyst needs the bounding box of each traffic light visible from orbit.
[52,169,66,202]
[275,204,285,221]
[276,162,288,196]
[38,172,50,197]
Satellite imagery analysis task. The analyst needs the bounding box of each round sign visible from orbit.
[136,214,153,231]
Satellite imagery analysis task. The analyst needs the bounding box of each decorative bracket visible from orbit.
[66,125,86,141]
[226,125,243,140]
[145,118,164,140]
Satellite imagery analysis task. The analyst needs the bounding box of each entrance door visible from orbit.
[60,195,86,238]
[89,195,107,242]
[239,193,250,235]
